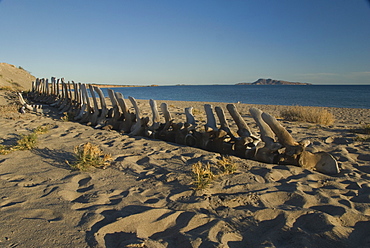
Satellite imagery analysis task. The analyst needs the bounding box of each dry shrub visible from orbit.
[216,156,237,175]
[191,161,214,190]
[67,142,112,171]
[281,106,335,126]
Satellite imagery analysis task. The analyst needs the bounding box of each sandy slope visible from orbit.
[0,63,35,91]
[1,95,370,247]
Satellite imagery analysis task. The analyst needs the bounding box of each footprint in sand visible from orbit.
[93,207,243,247]
[58,173,127,212]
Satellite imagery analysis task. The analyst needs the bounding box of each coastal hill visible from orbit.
[0,63,35,91]
[236,78,311,85]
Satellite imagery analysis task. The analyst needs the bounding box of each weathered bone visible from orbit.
[249,108,282,163]
[227,104,253,138]
[158,103,175,141]
[185,107,196,126]
[128,96,149,136]
[115,92,133,133]
[17,92,50,113]
[226,104,260,158]
[86,84,100,126]
[25,77,340,175]
[50,78,62,107]
[262,112,339,174]
[149,99,161,132]
[94,86,109,128]
[204,104,218,132]
[104,89,121,129]
[79,84,95,123]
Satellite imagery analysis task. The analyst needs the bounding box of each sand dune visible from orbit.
[1,92,370,247]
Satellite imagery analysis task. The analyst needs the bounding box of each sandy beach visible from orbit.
[1,89,370,248]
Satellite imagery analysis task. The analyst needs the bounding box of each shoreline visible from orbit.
[1,95,370,247]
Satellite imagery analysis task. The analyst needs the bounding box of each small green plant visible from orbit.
[281,105,335,126]
[191,161,214,190]
[216,156,237,175]
[0,133,37,154]
[67,142,112,171]
[0,125,50,154]
[33,124,52,134]
[14,133,38,150]
[0,145,12,155]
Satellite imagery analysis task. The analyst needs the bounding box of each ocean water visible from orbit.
[100,85,370,109]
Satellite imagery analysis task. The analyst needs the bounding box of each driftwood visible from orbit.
[25,77,340,175]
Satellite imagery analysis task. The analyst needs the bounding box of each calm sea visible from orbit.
[100,85,370,109]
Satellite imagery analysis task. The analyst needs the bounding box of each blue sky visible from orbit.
[1,0,369,85]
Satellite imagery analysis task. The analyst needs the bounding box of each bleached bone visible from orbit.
[160,102,172,123]
[58,80,69,111]
[204,104,218,132]
[158,102,175,141]
[70,81,80,115]
[45,77,57,104]
[215,106,230,133]
[86,84,100,126]
[60,81,74,113]
[185,107,196,126]
[212,106,234,154]
[249,108,282,163]
[94,86,109,128]
[74,84,87,121]
[104,89,121,129]
[79,83,95,123]
[149,99,161,131]
[262,112,339,174]
[199,104,227,151]
[17,93,50,113]
[50,78,63,107]
[34,78,44,102]
[227,104,254,138]
[226,104,260,158]
[128,96,149,136]
[115,92,133,133]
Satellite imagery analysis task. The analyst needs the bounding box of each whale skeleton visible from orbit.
[22,77,340,175]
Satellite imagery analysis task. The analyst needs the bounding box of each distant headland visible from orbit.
[236,78,312,85]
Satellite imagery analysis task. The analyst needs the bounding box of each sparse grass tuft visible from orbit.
[67,142,112,171]
[216,156,237,175]
[0,86,13,91]
[0,125,51,154]
[361,124,370,135]
[352,124,370,142]
[33,124,52,134]
[14,133,38,150]
[191,161,214,190]
[281,106,335,126]
[0,145,12,155]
